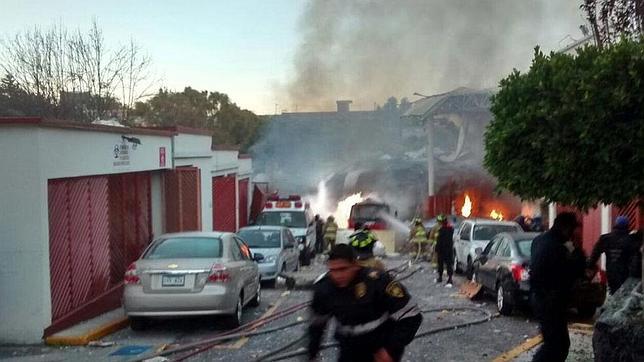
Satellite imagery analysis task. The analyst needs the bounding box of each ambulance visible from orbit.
[255,195,316,266]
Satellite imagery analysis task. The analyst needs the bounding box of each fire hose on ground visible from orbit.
[132,260,433,362]
[255,306,495,362]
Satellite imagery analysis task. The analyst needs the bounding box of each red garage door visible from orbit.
[165,167,202,232]
[48,176,111,322]
[213,175,237,232]
[238,178,249,229]
[48,172,152,331]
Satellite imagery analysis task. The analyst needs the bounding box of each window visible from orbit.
[230,239,243,261]
[473,225,519,241]
[235,238,251,260]
[238,230,281,248]
[487,237,502,256]
[256,211,307,228]
[144,237,222,259]
[498,238,512,258]
[460,223,472,241]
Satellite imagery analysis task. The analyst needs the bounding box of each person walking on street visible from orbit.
[587,215,634,294]
[308,244,422,362]
[324,215,339,251]
[435,217,454,287]
[530,212,584,362]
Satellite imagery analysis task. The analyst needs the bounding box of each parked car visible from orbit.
[472,232,537,315]
[238,226,299,287]
[473,232,606,317]
[454,219,523,279]
[255,195,316,266]
[123,232,263,330]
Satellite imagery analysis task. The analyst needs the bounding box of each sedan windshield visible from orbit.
[473,225,519,240]
[256,211,306,228]
[144,237,223,259]
[238,230,281,248]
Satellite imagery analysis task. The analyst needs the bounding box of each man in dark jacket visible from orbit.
[435,218,455,287]
[530,212,583,362]
[308,244,422,362]
[587,216,633,294]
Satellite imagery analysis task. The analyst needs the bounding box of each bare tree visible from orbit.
[117,39,157,122]
[582,0,644,47]
[0,19,156,122]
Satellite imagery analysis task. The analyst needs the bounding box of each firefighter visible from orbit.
[428,214,445,265]
[308,244,422,362]
[349,222,383,271]
[324,215,339,251]
[587,215,633,294]
[435,216,454,287]
[409,218,429,260]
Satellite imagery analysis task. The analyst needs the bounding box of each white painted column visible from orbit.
[549,203,557,228]
[600,204,611,234]
[150,171,164,238]
[235,174,240,231]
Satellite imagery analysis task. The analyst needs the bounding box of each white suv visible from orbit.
[453,219,522,279]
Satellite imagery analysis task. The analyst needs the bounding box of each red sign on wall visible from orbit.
[159,147,166,167]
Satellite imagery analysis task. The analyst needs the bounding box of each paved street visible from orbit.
[0,256,557,362]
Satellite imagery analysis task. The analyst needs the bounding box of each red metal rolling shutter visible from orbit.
[213,175,237,232]
[613,200,642,230]
[238,178,249,228]
[164,167,202,232]
[48,176,111,322]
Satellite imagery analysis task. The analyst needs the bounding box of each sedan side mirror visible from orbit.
[475,247,483,256]
[253,253,265,262]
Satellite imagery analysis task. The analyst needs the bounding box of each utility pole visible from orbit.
[426,118,435,196]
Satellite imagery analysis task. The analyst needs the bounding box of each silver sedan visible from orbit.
[123,231,263,330]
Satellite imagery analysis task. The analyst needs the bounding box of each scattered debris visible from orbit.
[87,341,115,347]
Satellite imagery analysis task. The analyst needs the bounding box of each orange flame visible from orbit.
[461,194,472,217]
[490,209,504,221]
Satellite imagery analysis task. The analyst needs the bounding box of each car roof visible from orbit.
[238,225,286,231]
[156,231,232,239]
[463,218,520,226]
[498,232,541,240]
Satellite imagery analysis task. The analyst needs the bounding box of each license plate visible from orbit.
[162,275,185,287]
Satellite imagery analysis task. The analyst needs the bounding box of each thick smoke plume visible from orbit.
[281,0,583,111]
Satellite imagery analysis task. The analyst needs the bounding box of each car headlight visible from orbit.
[263,255,277,264]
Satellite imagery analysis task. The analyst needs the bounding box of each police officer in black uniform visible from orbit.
[308,244,422,362]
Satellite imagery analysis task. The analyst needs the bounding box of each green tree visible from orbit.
[133,87,265,152]
[484,40,644,210]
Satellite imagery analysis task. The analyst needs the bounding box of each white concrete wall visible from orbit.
[0,127,51,343]
[39,128,172,179]
[212,150,239,176]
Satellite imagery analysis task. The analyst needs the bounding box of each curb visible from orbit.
[45,317,129,346]
[492,334,543,362]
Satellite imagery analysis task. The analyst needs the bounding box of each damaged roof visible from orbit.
[403,87,495,119]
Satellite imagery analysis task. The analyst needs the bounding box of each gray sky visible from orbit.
[1,1,587,114]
